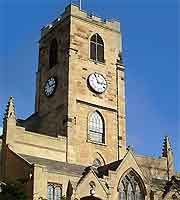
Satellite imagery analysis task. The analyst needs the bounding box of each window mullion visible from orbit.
[96,42,98,61]
[53,185,55,200]
[125,189,127,200]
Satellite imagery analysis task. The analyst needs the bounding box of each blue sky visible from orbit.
[0,0,179,170]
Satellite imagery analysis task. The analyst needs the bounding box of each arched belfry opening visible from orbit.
[49,38,58,67]
[118,170,146,200]
[90,33,104,63]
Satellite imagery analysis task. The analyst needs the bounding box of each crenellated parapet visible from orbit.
[41,3,120,37]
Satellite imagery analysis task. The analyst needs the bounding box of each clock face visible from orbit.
[44,77,57,97]
[88,73,107,93]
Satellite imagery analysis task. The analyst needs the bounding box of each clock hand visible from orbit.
[94,73,99,83]
[98,74,105,84]
[95,73,102,84]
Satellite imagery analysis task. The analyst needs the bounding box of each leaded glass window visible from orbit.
[90,33,104,62]
[135,185,143,200]
[127,183,134,200]
[48,184,54,200]
[89,111,105,143]
[118,171,144,200]
[119,182,126,200]
[47,183,62,200]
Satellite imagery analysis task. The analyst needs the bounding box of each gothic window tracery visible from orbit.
[49,38,58,67]
[119,182,126,200]
[90,33,104,63]
[118,171,144,200]
[88,111,105,143]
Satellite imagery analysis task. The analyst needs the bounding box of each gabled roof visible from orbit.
[97,160,122,178]
[74,166,110,198]
[20,154,86,177]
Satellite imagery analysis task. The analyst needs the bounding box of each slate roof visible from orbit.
[20,154,86,176]
[97,160,122,178]
[19,154,124,179]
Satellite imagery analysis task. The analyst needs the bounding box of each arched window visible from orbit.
[118,171,145,200]
[88,111,105,143]
[90,33,104,63]
[49,39,58,67]
[47,183,62,200]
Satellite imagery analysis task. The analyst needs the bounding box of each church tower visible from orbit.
[1,4,178,200]
[32,4,126,165]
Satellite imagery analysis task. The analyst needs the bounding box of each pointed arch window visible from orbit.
[49,39,58,68]
[88,111,105,143]
[118,171,145,200]
[90,33,104,63]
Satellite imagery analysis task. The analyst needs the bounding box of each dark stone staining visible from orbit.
[77,81,82,87]
[107,72,112,78]
[74,32,87,40]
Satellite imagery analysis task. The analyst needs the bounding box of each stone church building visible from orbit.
[0,4,179,200]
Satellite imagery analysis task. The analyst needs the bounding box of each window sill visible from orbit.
[89,59,106,65]
[87,139,107,146]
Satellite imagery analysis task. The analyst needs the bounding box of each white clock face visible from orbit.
[44,77,57,97]
[88,73,107,93]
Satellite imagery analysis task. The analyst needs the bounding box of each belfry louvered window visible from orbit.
[48,183,62,200]
[90,33,104,62]
[49,39,58,68]
[118,171,145,200]
[89,111,105,143]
